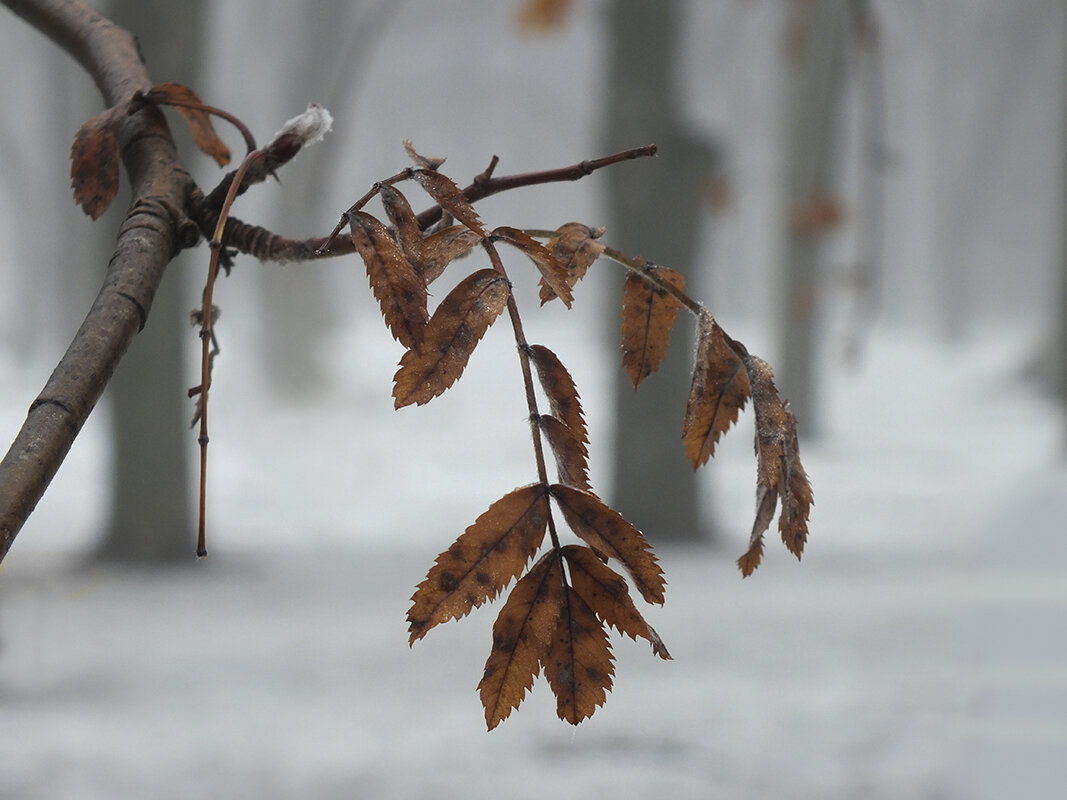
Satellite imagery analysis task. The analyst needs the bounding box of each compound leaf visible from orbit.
[408,484,550,643]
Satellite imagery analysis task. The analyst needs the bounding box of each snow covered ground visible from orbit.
[1,321,1065,799]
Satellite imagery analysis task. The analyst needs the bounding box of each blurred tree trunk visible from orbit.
[777,0,849,437]
[94,0,198,562]
[602,0,717,542]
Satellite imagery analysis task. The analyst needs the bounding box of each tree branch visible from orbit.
[0,0,193,563]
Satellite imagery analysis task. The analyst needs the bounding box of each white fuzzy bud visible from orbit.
[274,103,333,146]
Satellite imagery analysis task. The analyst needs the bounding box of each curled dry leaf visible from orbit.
[737,484,777,577]
[70,105,125,219]
[562,545,671,659]
[493,226,573,308]
[479,552,565,730]
[620,264,687,388]
[539,222,606,304]
[144,82,231,166]
[550,484,665,605]
[537,415,590,491]
[407,484,550,643]
[527,345,588,456]
[682,308,752,469]
[393,269,509,407]
[413,168,487,238]
[543,586,615,725]
[418,225,481,285]
[348,210,428,349]
[403,139,447,171]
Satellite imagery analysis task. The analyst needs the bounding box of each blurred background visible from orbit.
[1,1,1065,797]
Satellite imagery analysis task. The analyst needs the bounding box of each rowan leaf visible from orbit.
[144,82,231,166]
[537,415,590,491]
[415,225,481,285]
[539,222,606,304]
[479,552,565,730]
[620,264,687,388]
[549,484,665,605]
[543,586,614,725]
[562,545,671,659]
[393,269,509,407]
[682,309,752,469]
[493,226,573,308]
[413,168,487,237]
[403,139,447,171]
[745,355,813,567]
[408,484,550,643]
[70,105,124,219]
[378,183,424,266]
[527,345,588,456]
[348,210,429,349]
[737,485,777,577]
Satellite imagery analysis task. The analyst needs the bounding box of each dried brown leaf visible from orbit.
[562,545,671,659]
[348,210,429,349]
[393,269,509,407]
[403,139,447,171]
[408,484,550,643]
[145,82,231,166]
[527,345,588,456]
[378,183,424,265]
[70,105,124,219]
[621,265,687,388]
[543,586,614,725]
[479,552,565,730]
[413,168,487,237]
[539,222,606,304]
[537,415,590,491]
[682,309,752,469]
[416,225,481,285]
[493,226,573,308]
[737,485,777,577]
[550,484,665,605]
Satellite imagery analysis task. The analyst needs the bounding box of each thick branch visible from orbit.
[0,0,192,562]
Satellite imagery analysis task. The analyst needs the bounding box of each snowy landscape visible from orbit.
[2,1,1067,798]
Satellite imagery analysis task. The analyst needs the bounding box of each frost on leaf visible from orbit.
[348,210,428,349]
[739,355,813,575]
[620,264,687,388]
[550,484,665,605]
[563,545,670,659]
[393,269,509,407]
[539,222,606,304]
[70,105,125,219]
[527,345,588,456]
[543,586,615,725]
[682,308,752,469]
[408,484,550,643]
[479,552,565,730]
[144,83,231,166]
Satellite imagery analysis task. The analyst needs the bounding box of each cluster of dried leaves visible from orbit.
[70,87,811,729]
[323,146,812,728]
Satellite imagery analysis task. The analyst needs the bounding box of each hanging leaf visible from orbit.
[537,415,590,491]
[413,168,487,237]
[543,585,615,725]
[378,183,425,265]
[143,83,231,166]
[408,484,550,643]
[493,226,573,308]
[417,225,482,285]
[70,105,124,219]
[549,484,665,605]
[479,552,565,730]
[527,345,588,456]
[539,222,606,304]
[393,269,509,407]
[348,210,429,349]
[745,355,813,568]
[682,309,752,469]
[562,545,671,659]
[620,264,687,388]
[737,485,777,577]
